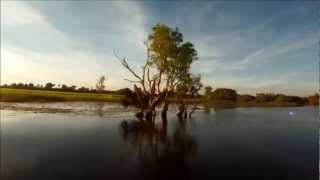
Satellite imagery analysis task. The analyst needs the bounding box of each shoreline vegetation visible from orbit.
[0,88,122,102]
[1,87,318,108]
[1,24,318,117]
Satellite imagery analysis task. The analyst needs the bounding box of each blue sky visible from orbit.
[1,0,319,96]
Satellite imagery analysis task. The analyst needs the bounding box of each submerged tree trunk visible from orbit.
[161,101,169,121]
[145,110,154,123]
[189,108,195,119]
[135,110,144,121]
[177,104,185,120]
[135,109,144,121]
[188,104,199,119]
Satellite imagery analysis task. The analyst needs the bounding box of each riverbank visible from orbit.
[0,88,122,102]
[208,100,306,108]
[0,88,316,108]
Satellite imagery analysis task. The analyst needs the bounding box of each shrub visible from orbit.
[274,94,287,103]
[115,88,132,95]
[275,94,305,105]
[212,88,237,101]
[308,93,319,105]
[286,96,305,104]
[255,93,277,102]
[237,94,255,102]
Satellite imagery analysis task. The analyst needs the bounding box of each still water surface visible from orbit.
[1,103,318,180]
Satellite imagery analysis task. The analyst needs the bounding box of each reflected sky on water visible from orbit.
[1,104,318,180]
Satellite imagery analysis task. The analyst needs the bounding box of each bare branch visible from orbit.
[124,78,141,83]
[113,49,143,81]
[141,63,148,93]
[147,66,152,91]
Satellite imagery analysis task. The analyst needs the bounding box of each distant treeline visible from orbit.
[204,88,319,106]
[0,82,126,94]
[1,83,318,105]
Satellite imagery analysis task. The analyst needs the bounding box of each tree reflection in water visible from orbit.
[95,102,105,117]
[120,118,197,180]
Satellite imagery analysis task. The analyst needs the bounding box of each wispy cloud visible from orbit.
[1,0,44,25]
[208,72,316,96]
[238,28,317,66]
[1,0,148,89]
[1,1,317,95]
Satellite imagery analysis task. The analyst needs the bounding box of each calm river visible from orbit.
[1,102,318,179]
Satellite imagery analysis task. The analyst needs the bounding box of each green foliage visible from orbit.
[2,83,38,89]
[117,23,201,120]
[204,86,212,97]
[255,93,277,102]
[116,23,201,120]
[149,24,182,70]
[60,84,76,91]
[274,94,305,104]
[148,23,198,91]
[176,74,202,97]
[115,88,131,95]
[274,94,287,103]
[45,82,55,90]
[78,86,90,92]
[212,88,237,101]
[308,93,319,105]
[237,94,255,102]
[285,96,305,104]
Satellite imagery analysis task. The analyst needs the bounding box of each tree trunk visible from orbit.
[161,101,169,121]
[177,104,185,120]
[145,110,154,123]
[189,105,198,118]
[135,110,144,121]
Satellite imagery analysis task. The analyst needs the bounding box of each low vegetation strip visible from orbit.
[0,88,318,107]
[0,88,123,102]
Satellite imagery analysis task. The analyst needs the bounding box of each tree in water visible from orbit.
[175,74,203,119]
[96,75,106,93]
[116,23,200,122]
[120,117,197,180]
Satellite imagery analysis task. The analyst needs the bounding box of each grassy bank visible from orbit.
[0,88,314,108]
[0,88,123,102]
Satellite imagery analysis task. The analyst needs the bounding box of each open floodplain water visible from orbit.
[0,102,318,180]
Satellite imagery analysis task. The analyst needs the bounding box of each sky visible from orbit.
[1,0,319,96]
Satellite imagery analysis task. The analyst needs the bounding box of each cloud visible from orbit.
[1,44,141,90]
[239,32,317,66]
[1,1,317,95]
[1,0,44,25]
[207,72,316,96]
[1,1,148,90]
[184,4,317,74]
[1,1,75,55]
